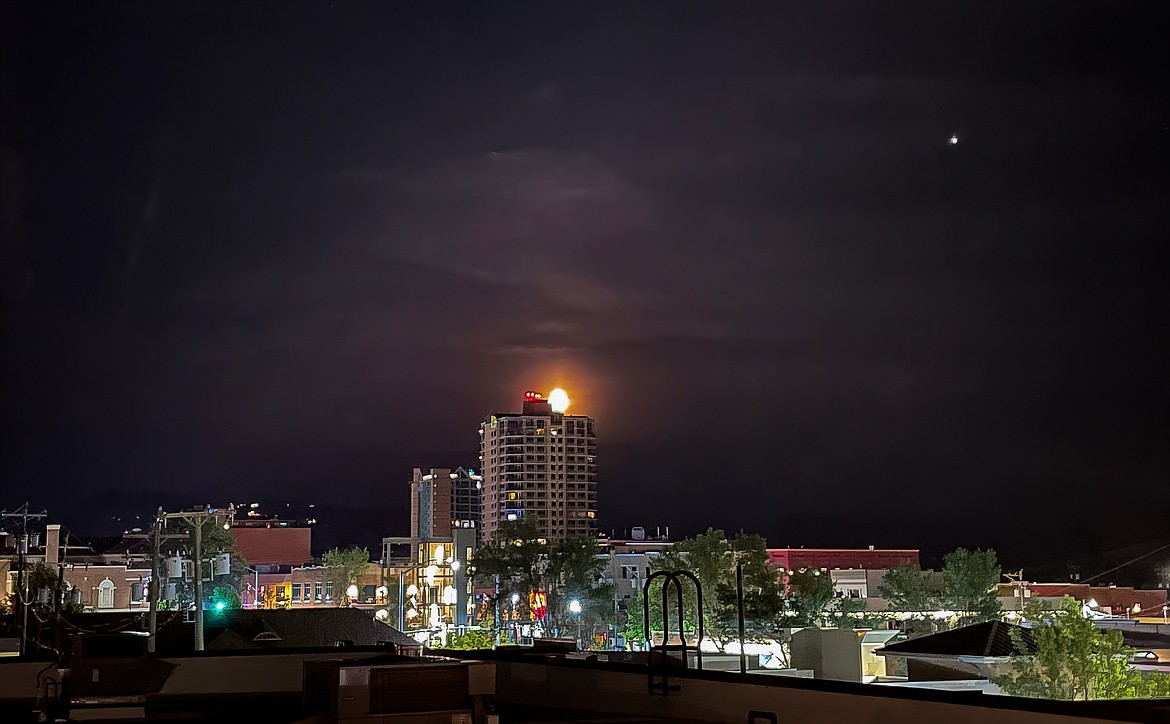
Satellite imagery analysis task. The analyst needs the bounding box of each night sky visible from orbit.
[3,3,1168,570]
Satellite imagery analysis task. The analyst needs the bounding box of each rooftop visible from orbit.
[877,620,1036,659]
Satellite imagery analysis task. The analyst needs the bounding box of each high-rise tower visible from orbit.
[478,389,597,542]
[409,467,484,543]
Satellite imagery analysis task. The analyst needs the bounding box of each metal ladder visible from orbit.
[642,570,704,696]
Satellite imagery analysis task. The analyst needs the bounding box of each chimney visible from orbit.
[46,524,61,566]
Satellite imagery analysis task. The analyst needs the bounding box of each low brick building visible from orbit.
[290,562,385,607]
[3,525,153,612]
[997,582,1168,616]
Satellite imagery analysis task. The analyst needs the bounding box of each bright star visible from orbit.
[949,134,959,145]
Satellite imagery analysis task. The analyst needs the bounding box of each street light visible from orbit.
[505,593,522,645]
[239,564,261,609]
[396,564,427,631]
[568,598,583,650]
[346,584,359,600]
[395,562,458,630]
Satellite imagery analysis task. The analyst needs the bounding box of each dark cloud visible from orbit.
[3,2,1168,569]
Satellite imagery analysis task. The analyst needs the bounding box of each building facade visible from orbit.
[767,548,922,611]
[451,467,484,546]
[229,517,313,608]
[596,531,674,617]
[4,524,154,612]
[410,467,483,544]
[289,562,386,607]
[996,582,1168,616]
[479,390,597,542]
[766,548,921,572]
[383,528,475,636]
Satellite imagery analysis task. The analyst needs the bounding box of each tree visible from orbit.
[545,535,614,640]
[470,518,549,618]
[995,597,1170,700]
[879,563,937,612]
[832,596,868,628]
[447,629,494,650]
[786,569,835,627]
[719,534,784,646]
[471,523,615,645]
[647,529,782,651]
[322,546,371,606]
[546,535,604,630]
[942,548,1001,622]
[27,563,60,593]
[209,585,241,612]
[579,580,619,647]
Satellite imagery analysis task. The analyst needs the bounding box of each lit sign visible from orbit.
[523,391,543,400]
[529,590,547,620]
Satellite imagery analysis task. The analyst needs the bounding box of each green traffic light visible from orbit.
[215,601,226,611]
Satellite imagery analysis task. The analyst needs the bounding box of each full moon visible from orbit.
[548,388,570,413]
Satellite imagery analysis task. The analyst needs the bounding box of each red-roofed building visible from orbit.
[229,524,312,608]
[997,582,1168,616]
[767,548,922,610]
[767,548,920,571]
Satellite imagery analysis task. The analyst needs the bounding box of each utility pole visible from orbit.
[494,575,501,646]
[1,504,48,657]
[736,562,746,674]
[148,509,162,654]
[157,506,234,653]
[1004,569,1026,613]
[126,509,185,655]
[193,521,204,651]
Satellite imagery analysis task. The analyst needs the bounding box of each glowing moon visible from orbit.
[548,388,570,413]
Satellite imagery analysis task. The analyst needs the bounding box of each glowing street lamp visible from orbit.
[346,584,359,600]
[568,598,583,650]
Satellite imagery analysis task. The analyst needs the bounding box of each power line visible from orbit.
[1019,535,1170,579]
[1079,541,1170,586]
